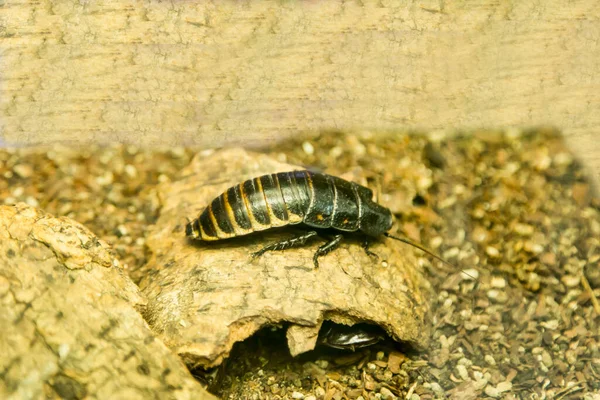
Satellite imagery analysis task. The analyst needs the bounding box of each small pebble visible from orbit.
[457,357,473,367]
[116,225,129,237]
[472,207,485,219]
[583,395,600,400]
[456,364,469,381]
[561,275,580,288]
[353,142,366,156]
[565,349,577,364]
[524,241,544,254]
[428,382,444,397]
[364,374,376,391]
[169,147,186,158]
[292,391,304,399]
[25,196,39,207]
[96,171,114,186]
[315,360,328,369]
[11,186,24,197]
[124,164,138,178]
[513,223,534,236]
[329,147,343,158]
[443,247,460,259]
[376,351,385,361]
[497,382,512,392]
[490,277,506,288]
[533,152,552,171]
[302,141,314,155]
[461,268,480,280]
[485,246,500,258]
[380,387,396,399]
[305,397,316,400]
[484,381,512,398]
[486,289,508,303]
[382,370,393,381]
[158,174,170,183]
[13,164,33,178]
[541,350,553,368]
[199,149,214,157]
[314,387,325,397]
[553,152,573,166]
[430,236,443,248]
[540,319,559,330]
[471,226,489,243]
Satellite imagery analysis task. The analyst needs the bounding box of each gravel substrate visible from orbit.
[1,128,599,399]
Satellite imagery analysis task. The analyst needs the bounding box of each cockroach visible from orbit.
[318,322,387,351]
[186,170,454,269]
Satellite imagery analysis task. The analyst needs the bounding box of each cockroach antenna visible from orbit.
[383,232,476,280]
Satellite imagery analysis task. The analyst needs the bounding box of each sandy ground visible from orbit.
[1,128,598,399]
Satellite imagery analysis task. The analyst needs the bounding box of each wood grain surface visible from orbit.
[1,0,599,185]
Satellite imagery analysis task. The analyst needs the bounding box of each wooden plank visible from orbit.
[1,0,599,185]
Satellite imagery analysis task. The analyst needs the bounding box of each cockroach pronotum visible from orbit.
[186,170,455,269]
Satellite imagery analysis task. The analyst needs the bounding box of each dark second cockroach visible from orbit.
[186,170,454,269]
[317,322,387,351]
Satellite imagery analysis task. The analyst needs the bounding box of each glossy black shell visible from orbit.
[186,171,393,241]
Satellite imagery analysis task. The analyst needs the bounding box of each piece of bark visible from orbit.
[286,324,322,356]
[0,203,215,400]
[139,148,432,369]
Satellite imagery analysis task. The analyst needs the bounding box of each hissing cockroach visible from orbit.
[186,170,452,269]
[317,322,387,351]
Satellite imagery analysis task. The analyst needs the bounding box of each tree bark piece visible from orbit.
[0,203,215,400]
[139,148,431,369]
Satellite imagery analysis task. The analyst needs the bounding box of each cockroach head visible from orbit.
[358,202,393,237]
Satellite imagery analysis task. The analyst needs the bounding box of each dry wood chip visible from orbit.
[139,148,431,368]
[0,203,215,400]
[363,373,377,391]
[387,352,408,374]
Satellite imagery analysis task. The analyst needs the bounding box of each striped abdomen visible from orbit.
[186,171,376,241]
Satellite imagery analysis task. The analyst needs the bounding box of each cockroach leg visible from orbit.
[312,234,343,269]
[251,230,319,259]
[361,237,379,259]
